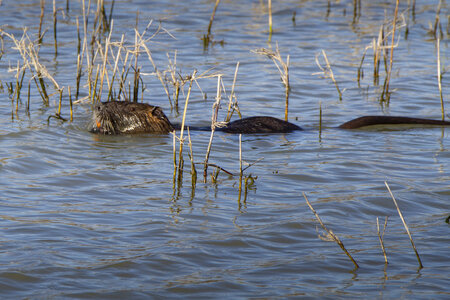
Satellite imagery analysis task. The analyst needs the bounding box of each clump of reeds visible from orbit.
[252,45,290,121]
[357,9,405,104]
[1,29,62,107]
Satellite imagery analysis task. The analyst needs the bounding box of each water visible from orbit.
[1,0,449,298]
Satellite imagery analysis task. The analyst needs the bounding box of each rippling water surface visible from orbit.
[0,0,449,298]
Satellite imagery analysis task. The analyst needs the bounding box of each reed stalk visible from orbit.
[225,62,240,122]
[38,0,45,45]
[177,71,196,183]
[238,134,243,202]
[384,181,423,269]
[376,216,389,265]
[303,192,359,269]
[187,128,197,189]
[96,21,113,102]
[53,0,58,56]
[436,38,445,120]
[68,86,73,122]
[203,0,221,48]
[172,130,177,182]
[319,101,322,140]
[92,64,100,102]
[57,88,63,115]
[204,75,222,182]
[268,0,273,40]
[107,35,124,102]
[382,0,400,103]
[27,81,31,111]
[432,0,442,39]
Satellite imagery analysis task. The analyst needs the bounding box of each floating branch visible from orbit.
[303,192,359,269]
[384,181,423,269]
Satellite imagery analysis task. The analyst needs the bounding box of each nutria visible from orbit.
[91,101,450,135]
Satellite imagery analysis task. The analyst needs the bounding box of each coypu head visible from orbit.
[91,101,175,134]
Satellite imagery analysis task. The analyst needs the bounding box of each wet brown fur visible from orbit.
[92,101,450,135]
[92,101,174,134]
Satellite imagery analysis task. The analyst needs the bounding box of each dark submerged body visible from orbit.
[91,101,450,135]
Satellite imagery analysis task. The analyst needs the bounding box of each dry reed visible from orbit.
[384,181,423,269]
[303,192,359,269]
[436,38,445,120]
[376,216,389,265]
[203,74,222,182]
[315,50,342,101]
[203,0,222,49]
[252,45,290,120]
[382,0,400,103]
[268,0,273,40]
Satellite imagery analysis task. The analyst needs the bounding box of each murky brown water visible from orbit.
[1,0,449,298]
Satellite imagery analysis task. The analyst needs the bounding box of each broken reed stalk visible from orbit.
[187,128,197,188]
[303,192,359,269]
[207,0,221,38]
[225,61,240,122]
[252,45,290,120]
[373,26,384,85]
[384,181,423,269]
[204,74,222,183]
[437,38,445,120]
[319,50,342,101]
[382,0,400,103]
[377,216,389,264]
[203,0,221,47]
